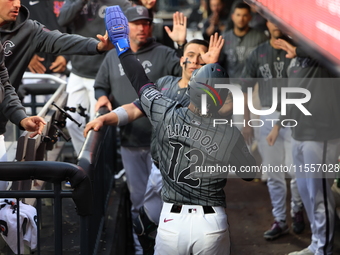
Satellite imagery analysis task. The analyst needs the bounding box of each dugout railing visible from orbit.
[77,107,118,255]
[0,161,92,255]
[0,123,119,255]
[0,75,123,254]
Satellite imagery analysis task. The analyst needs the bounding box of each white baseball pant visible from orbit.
[66,73,97,156]
[258,111,303,222]
[143,163,163,224]
[292,138,340,255]
[155,202,230,255]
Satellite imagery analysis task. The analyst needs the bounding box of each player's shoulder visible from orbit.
[246,28,268,40]
[154,44,177,55]
[110,0,131,12]
[145,39,174,51]
[106,48,120,58]
[222,29,234,39]
[247,27,265,36]
[25,18,60,36]
[14,18,43,38]
[251,40,270,54]
[155,75,179,88]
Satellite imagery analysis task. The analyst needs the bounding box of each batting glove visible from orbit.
[105,6,130,56]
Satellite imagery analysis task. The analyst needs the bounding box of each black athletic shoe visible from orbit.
[292,210,305,234]
[264,221,289,240]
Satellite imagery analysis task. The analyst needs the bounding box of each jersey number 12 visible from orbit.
[168,142,203,188]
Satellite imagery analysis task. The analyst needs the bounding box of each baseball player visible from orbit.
[0,43,46,189]
[22,0,69,76]
[219,1,268,170]
[84,35,227,254]
[104,6,256,254]
[240,21,304,240]
[0,0,113,183]
[94,7,186,254]
[0,0,113,91]
[221,2,268,80]
[201,0,230,40]
[58,0,131,156]
[267,39,340,255]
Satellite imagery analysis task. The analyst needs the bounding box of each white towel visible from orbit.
[20,202,38,250]
[0,199,38,254]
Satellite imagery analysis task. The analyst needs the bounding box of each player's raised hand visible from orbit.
[274,39,296,59]
[266,125,280,146]
[96,31,114,52]
[84,118,104,137]
[20,116,47,138]
[201,33,224,64]
[164,12,187,46]
[104,6,130,56]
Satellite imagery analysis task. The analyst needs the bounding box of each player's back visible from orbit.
[154,105,256,207]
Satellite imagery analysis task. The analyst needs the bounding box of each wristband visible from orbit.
[112,107,129,126]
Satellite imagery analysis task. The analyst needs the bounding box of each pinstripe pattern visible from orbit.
[140,86,256,207]
[151,76,189,161]
[240,41,291,107]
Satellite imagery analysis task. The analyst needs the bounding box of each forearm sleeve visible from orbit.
[119,49,154,97]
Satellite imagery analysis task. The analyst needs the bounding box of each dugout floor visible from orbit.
[96,176,340,255]
[61,141,340,255]
[225,178,340,255]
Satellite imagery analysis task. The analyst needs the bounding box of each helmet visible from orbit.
[187,63,228,116]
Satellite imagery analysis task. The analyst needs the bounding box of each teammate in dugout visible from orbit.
[84,34,230,254]
[93,8,186,255]
[103,6,257,254]
[0,43,46,191]
[240,21,305,240]
[267,38,340,255]
[0,44,46,135]
[0,0,113,191]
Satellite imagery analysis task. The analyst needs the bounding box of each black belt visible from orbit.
[170,204,215,214]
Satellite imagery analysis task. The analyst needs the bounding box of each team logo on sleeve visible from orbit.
[144,88,162,101]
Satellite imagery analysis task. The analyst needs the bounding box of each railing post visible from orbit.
[80,216,90,255]
[54,183,63,255]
